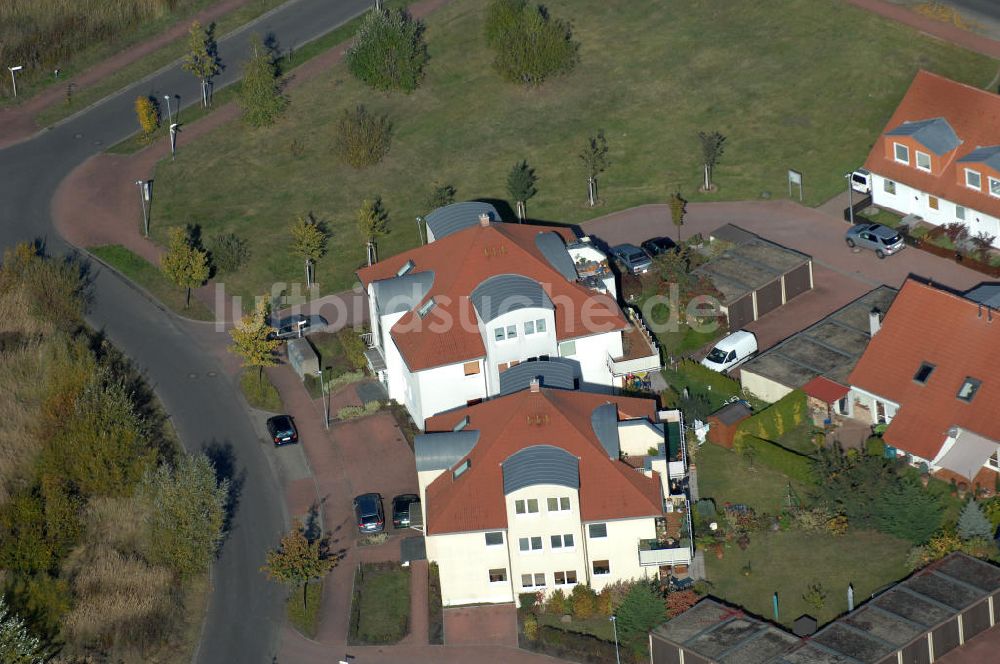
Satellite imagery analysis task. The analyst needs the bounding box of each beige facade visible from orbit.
[739,369,794,404]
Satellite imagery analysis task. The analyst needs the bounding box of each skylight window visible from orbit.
[957,377,981,403]
[417,297,436,318]
[913,362,935,385]
[453,459,471,479]
[396,259,415,277]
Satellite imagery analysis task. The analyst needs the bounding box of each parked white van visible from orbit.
[701,330,758,373]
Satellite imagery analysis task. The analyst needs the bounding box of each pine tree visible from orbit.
[958,499,994,541]
[506,160,537,221]
[183,21,224,107]
[261,519,337,610]
[161,227,210,308]
[615,581,665,642]
[238,34,288,127]
[289,213,328,288]
[0,595,48,664]
[229,297,281,385]
[357,198,389,266]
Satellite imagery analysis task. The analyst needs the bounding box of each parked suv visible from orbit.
[845,223,904,259]
[354,493,385,534]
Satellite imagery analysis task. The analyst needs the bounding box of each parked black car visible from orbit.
[641,236,676,257]
[267,314,327,340]
[354,493,385,534]
[266,415,298,446]
[392,494,420,529]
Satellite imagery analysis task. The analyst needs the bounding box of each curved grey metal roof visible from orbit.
[414,431,480,472]
[498,358,578,396]
[470,274,552,323]
[372,271,435,315]
[534,232,577,281]
[958,144,1000,171]
[591,402,620,459]
[502,445,579,494]
[887,117,960,156]
[424,201,499,240]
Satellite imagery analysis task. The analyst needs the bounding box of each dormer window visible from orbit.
[894,143,910,164]
[990,177,1000,198]
[966,169,982,190]
[957,377,981,403]
[915,151,931,172]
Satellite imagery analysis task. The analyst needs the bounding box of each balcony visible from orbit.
[608,307,661,377]
[638,538,692,567]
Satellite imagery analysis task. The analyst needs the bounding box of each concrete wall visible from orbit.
[740,369,793,404]
[426,530,515,606]
[564,330,622,388]
[415,359,489,426]
[582,516,657,592]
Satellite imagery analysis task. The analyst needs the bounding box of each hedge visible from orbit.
[521,625,641,664]
[737,390,806,442]
[428,563,444,645]
[737,434,814,484]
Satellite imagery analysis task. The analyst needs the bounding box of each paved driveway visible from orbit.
[443,604,520,647]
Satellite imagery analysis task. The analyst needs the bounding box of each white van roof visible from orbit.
[713,330,756,352]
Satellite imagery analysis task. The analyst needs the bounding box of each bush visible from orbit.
[616,581,664,642]
[333,105,392,169]
[569,584,597,618]
[337,401,382,420]
[865,435,885,457]
[522,613,538,640]
[544,589,568,615]
[524,625,627,664]
[347,9,428,93]
[737,390,806,442]
[519,591,540,613]
[208,232,250,274]
[485,0,579,86]
[338,327,370,371]
[428,563,444,644]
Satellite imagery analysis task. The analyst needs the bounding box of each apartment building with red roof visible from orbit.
[356,202,660,427]
[413,382,691,606]
[847,279,1000,485]
[863,70,1000,247]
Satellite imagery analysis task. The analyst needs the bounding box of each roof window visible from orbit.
[913,362,935,385]
[453,459,471,479]
[417,297,436,318]
[397,259,415,277]
[957,377,981,403]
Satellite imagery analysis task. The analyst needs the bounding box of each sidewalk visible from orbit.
[844,0,1000,58]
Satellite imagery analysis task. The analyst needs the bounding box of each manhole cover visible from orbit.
[93,140,102,145]
[74,133,83,139]
[187,372,198,379]
[206,371,217,377]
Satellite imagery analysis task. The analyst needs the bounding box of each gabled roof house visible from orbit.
[847,279,1000,486]
[864,70,1000,247]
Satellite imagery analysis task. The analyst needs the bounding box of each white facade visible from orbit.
[870,173,1000,247]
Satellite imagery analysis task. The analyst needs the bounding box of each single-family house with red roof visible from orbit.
[864,70,1000,247]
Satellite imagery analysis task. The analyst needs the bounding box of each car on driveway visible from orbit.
[611,243,653,274]
[354,493,385,534]
[266,415,298,446]
[641,236,676,257]
[845,223,904,259]
[268,314,327,340]
[392,494,420,529]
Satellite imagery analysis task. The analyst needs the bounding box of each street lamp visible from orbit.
[316,368,330,430]
[845,172,855,225]
[609,615,620,664]
[415,216,425,245]
[163,95,174,126]
[169,123,179,160]
[135,180,152,237]
[8,65,23,97]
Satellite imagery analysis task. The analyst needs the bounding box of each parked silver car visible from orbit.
[611,243,653,275]
[845,223,904,259]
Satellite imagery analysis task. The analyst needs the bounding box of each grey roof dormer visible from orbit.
[886,117,960,156]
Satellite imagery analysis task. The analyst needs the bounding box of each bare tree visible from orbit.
[579,130,609,207]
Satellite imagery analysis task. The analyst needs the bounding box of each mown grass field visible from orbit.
[152,0,998,303]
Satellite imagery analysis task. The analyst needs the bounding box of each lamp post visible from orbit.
[169,123,179,160]
[845,173,855,225]
[8,65,23,97]
[609,615,620,664]
[135,180,152,237]
[163,95,174,126]
[316,368,330,430]
[415,216,425,245]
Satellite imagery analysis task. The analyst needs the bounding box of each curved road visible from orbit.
[0,0,369,661]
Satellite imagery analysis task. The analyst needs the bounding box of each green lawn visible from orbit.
[696,441,809,513]
[662,360,743,412]
[239,369,283,412]
[149,0,997,302]
[704,529,909,627]
[350,563,411,644]
[89,244,214,320]
[537,612,614,642]
[286,581,323,638]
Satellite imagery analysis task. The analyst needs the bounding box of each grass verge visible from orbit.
[536,613,614,641]
[428,562,443,645]
[348,562,410,645]
[286,581,322,638]
[89,244,214,320]
[239,368,283,412]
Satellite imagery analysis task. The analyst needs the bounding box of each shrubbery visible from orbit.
[333,105,392,169]
[209,232,250,274]
[484,0,579,86]
[347,9,428,93]
[337,401,382,420]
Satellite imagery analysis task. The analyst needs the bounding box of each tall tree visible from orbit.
[183,21,224,107]
[579,130,609,207]
[486,0,579,86]
[346,9,428,93]
[140,455,229,579]
[289,213,328,288]
[507,160,537,221]
[357,197,390,266]
[958,499,994,541]
[229,297,281,385]
[161,227,210,308]
[134,96,160,141]
[668,191,687,242]
[698,130,726,191]
[238,34,288,127]
[0,595,48,664]
[615,581,665,642]
[261,519,337,611]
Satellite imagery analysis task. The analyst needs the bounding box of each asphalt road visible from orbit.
[0,0,370,662]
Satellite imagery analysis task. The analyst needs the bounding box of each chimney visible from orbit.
[478,213,490,227]
[529,378,540,393]
[869,308,882,337]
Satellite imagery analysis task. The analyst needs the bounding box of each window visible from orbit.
[559,340,577,357]
[495,327,505,341]
[453,459,470,479]
[497,362,509,373]
[989,452,1000,470]
[894,142,910,164]
[883,179,896,195]
[916,151,931,171]
[521,574,533,588]
[547,497,571,512]
[990,177,1000,198]
[524,320,535,335]
[560,496,570,510]
[489,568,507,583]
[463,361,480,376]
[506,325,517,339]
[550,534,574,549]
[520,573,545,588]
[417,298,436,318]
[519,536,543,552]
[588,523,607,538]
[515,499,539,515]
[396,259,415,277]
[957,377,981,403]
[485,532,504,546]
[554,570,578,585]
[966,169,982,190]
[536,319,546,333]
[534,573,546,587]
[957,205,966,221]
[913,362,935,385]
[592,560,611,575]
[928,195,939,210]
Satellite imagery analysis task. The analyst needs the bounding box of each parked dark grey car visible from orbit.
[845,223,904,259]
[354,493,385,534]
[611,243,653,274]
[268,314,327,340]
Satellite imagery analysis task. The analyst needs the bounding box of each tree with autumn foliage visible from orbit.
[229,297,281,386]
[160,227,210,308]
[134,95,160,141]
[289,213,328,288]
[261,519,337,610]
[665,589,700,618]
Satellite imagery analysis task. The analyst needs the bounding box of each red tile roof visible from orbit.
[864,70,1000,219]
[357,222,627,372]
[848,279,1000,460]
[422,389,664,535]
[802,376,849,404]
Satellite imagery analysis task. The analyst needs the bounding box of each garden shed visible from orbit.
[286,338,319,379]
[706,401,752,448]
[694,224,814,331]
